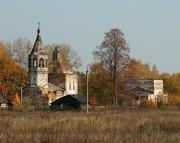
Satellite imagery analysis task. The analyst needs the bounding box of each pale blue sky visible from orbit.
[0,0,180,73]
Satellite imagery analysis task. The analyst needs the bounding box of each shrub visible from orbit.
[140,100,155,108]
[90,96,97,110]
[19,95,49,111]
[177,101,180,109]
[157,101,168,110]
[168,95,180,106]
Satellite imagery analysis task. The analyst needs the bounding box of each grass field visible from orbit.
[0,109,180,143]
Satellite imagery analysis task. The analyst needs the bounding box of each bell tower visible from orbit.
[28,23,48,88]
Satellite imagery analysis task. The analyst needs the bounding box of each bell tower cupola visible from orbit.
[28,23,48,88]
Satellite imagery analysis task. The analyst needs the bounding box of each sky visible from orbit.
[0,0,180,73]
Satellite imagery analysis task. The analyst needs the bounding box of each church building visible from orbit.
[28,25,78,103]
[48,46,78,96]
[28,25,48,88]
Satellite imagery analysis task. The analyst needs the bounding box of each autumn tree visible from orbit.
[89,63,112,105]
[90,95,97,109]
[160,73,179,95]
[77,62,112,105]
[151,64,159,79]
[94,28,130,106]
[78,72,87,97]
[0,42,28,98]
[6,38,32,67]
[122,59,159,80]
[11,93,21,106]
[158,73,180,106]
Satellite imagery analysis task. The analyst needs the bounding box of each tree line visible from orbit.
[0,28,180,106]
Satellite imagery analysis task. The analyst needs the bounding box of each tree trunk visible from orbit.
[113,33,117,107]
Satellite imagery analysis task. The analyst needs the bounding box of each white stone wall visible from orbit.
[28,53,48,88]
[146,80,164,103]
[154,80,163,96]
[65,74,78,95]
[37,73,48,87]
[148,94,157,103]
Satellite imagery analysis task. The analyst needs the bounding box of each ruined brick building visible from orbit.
[123,79,167,105]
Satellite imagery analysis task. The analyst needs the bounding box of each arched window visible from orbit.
[39,58,44,67]
[33,59,37,67]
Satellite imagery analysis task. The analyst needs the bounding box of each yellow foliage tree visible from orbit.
[11,93,21,106]
[0,42,28,98]
[168,95,180,106]
[90,96,97,109]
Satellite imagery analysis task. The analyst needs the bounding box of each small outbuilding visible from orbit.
[0,95,8,108]
[50,94,87,110]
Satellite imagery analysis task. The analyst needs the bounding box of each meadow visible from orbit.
[0,109,180,143]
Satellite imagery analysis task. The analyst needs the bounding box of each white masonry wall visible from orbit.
[154,80,163,96]
[65,74,78,95]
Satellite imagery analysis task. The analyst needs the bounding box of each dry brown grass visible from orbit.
[0,109,180,143]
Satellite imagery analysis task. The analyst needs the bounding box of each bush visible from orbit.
[140,100,155,108]
[177,101,180,109]
[90,96,97,110]
[19,95,49,111]
[168,95,180,106]
[157,101,168,110]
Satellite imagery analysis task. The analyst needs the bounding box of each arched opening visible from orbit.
[39,58,44,67]
[33,59,37,67]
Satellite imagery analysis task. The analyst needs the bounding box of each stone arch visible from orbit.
[39,58,44,67]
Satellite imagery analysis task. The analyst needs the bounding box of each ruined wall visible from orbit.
[48,73,66,88]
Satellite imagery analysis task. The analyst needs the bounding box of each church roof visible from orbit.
[50,94,87,106]
[124,86,154,93]
[30,24,47,55]
[48,83,65,91]
[51,61,73,74]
